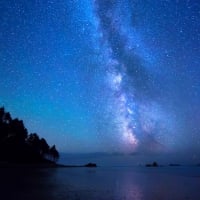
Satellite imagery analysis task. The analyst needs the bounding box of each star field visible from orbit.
[0,0,199,154]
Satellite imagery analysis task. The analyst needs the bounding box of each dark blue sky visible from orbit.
[0,0,199,154]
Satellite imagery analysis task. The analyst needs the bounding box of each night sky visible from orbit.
[0,0,199,154]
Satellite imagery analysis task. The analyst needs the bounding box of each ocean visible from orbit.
[1,154,200,200]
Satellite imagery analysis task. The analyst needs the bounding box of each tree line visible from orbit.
[0,107,59,163]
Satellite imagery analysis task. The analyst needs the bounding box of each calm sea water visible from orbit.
[1,155,200,200]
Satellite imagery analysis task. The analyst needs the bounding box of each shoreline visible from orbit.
[0,162,97,168]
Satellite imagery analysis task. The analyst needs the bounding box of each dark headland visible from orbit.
[0,107,96,168]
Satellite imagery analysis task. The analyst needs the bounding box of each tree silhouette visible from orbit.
[39,138,49,157]
[0,107,59,163]
[0,107,5,123]
[4,112,11,124]
[27,133,40,152]
[10,118,28,144]
[49,145,59,162]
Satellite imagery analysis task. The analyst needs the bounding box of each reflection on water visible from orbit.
[0,166,200,200]
[117,173,143,200]
[52,167,144,200]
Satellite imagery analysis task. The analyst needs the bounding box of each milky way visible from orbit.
[0,0,199,153]
[91,0,175,152]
